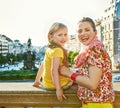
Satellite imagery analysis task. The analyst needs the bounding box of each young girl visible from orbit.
[60,17,115,108]
[33,22,72,102]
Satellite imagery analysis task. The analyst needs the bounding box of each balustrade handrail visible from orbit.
[0,82,120,108]
[0,82,81,108]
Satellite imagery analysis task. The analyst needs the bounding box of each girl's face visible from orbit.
[77,22,97,45]
[51,28,68,46]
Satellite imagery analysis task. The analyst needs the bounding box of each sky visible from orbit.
[0,0,110,46]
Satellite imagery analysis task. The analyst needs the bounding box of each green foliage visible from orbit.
[0,54,8,65]
[68,51,79,67]
[0,53,24,65]
[0,69,38,80]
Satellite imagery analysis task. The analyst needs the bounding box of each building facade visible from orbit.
[101,0,120,69]
[0,34,13,56]
[66,35,81,52]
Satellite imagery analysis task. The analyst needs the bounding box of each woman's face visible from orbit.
[77,21,97,45]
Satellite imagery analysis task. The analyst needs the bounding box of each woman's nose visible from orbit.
[81,30,86,35]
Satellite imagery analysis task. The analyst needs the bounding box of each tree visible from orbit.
[27,38,31,47]
[68,51,79,67]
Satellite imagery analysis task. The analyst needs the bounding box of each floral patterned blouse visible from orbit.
[75,38,115,103]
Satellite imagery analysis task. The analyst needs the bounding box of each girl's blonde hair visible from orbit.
[48,22,67,42]
[47,22,69,67]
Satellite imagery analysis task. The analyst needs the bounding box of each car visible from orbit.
[112,75,120,82]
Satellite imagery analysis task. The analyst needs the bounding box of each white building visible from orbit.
[101,0,120,69]
[0,34,12,56]
[8,40,25,55]
[66,35,81,52]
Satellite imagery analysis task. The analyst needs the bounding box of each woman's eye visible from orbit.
[78,30,82,33]
[85,29,90,32]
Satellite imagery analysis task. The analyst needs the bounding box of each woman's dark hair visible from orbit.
[78,17,96,31]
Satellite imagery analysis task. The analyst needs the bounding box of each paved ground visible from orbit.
[0,82,40,91]
[0,82,119,92]
[113,82,120,91]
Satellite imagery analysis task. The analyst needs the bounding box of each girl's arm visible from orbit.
[33,62,44,87]
[60,65,102,90]
[51,57,66,102]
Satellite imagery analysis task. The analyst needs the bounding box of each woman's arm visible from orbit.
[76,65,102,90]
[60,65,102,90]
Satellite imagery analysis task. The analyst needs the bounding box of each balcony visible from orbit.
[0,82,119,108]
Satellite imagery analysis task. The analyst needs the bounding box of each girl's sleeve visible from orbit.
[87,45,104,69]
[52,48,63,58]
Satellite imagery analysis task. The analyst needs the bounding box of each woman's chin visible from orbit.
[82,41,91,45]
[82,42,88,46]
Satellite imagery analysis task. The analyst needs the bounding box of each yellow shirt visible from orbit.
[42,47,69,89]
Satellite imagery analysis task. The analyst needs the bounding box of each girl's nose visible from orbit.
[63,35,67,38]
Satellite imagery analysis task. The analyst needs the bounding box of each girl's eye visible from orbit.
[64,34,67,36]
[58,34,62,36]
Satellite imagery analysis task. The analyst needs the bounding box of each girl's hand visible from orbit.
[33,82,43,87]
[56,88,67,102]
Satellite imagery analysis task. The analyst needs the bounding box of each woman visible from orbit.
[60,17,115,108]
